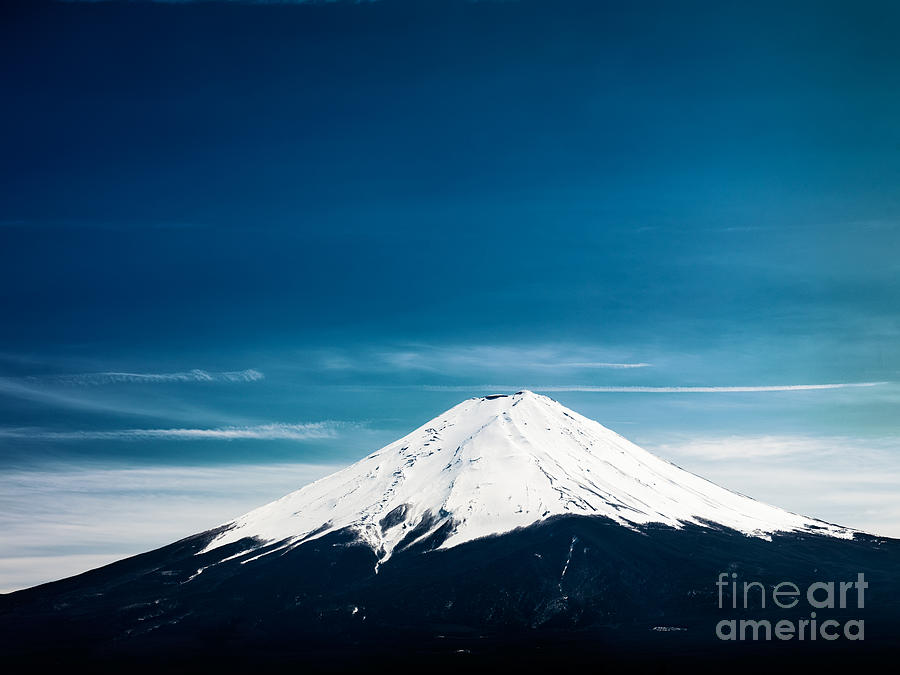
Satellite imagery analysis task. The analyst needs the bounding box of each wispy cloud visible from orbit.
[417,382,888,393]
[0,368,263,421]
[0,421,344,442]
[0,376,247,423]
[646,434,900,539]
[312,345,653,374]
[0,376,143,415]
[0,462,341,593]
[43,368,264,385]
[531,362,652,369]
[650,434,900,460]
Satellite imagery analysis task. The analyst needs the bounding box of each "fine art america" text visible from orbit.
[715,572,867,641]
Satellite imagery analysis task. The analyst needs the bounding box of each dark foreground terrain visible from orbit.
[2,516,898,673]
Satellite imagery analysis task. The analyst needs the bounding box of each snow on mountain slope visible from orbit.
[200,391,853,564]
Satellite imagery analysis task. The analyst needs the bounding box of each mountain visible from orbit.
[202,390,850,565]
[2,392,898,673]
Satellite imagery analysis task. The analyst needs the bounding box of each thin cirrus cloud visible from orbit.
[530,362,653,369]
[315,345,653,373]
[0,375,256,423]
[418,382,888,393]
[0,421,344,442]
[648,434,900,460]
[0,376,154,415]
[41,368,265,385]
[0,368,263,421]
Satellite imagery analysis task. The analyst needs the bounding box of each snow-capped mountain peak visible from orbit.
[200,390,852,563]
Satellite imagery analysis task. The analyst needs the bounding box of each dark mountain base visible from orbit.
[2,516,898,673]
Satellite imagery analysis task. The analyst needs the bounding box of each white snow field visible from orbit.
[200,391,852,564]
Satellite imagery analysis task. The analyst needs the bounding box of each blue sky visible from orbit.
[1,0,899,591]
